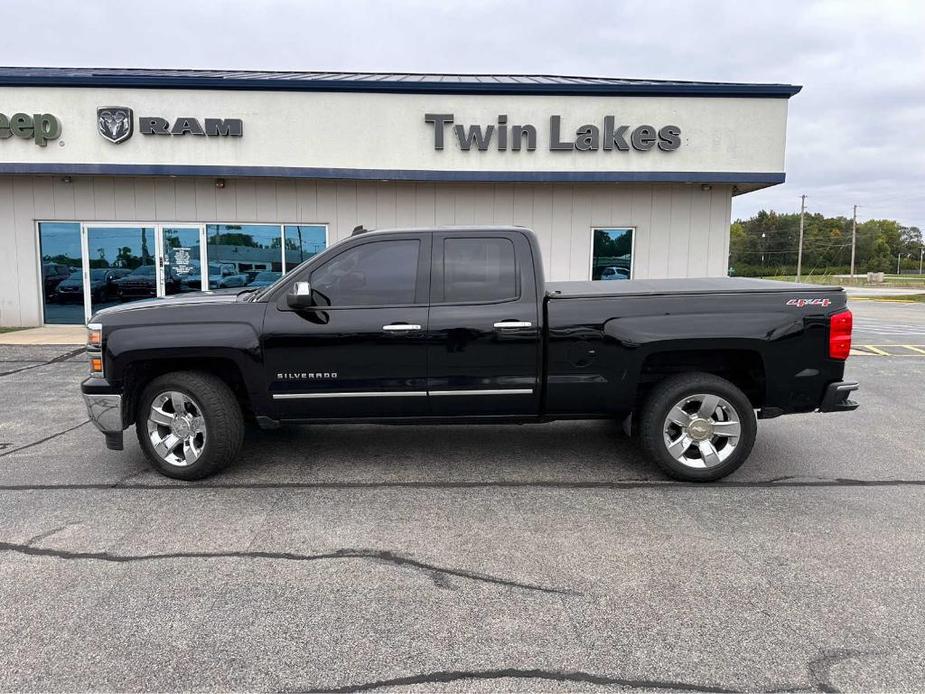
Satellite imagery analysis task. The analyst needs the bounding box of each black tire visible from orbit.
[135,370,244,480]
[639,372,757,482]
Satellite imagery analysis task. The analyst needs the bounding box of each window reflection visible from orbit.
[206,224,283,287]
[283,225,327,273]
[38,221,327,323]
[85,226,157,316]
[591,228,634,280]
[39,222,82,324]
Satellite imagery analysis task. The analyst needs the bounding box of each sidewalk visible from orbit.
[0,325,86,345]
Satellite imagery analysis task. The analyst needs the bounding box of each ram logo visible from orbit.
[786,298,832,308]
[97,107,134,144]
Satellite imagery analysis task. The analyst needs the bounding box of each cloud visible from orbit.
[5,0,923,227]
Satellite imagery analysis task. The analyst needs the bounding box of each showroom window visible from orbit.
[283,225,328,272]
[591,227,635,281]
[37,221,328,324]
[38,222,82,325]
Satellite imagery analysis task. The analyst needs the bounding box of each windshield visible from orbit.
[89,270,111,280]
[66,271,82,280]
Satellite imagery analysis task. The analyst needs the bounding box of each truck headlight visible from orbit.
[87,323,102,348]
[87,322,103,376]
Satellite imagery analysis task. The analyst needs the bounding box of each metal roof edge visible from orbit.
[0,163,787,186]
[0,72,803,98]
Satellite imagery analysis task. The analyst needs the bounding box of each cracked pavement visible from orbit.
[0,303,924,692]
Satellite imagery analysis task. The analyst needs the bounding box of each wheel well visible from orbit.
[636,349,766,408]
[123,357,252,426]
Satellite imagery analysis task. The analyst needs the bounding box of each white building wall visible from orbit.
[0,175,731,327]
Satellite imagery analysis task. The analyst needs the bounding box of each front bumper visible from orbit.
[82,387,126,450]
[818,381,860,413]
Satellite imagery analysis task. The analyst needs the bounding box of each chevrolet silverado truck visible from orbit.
[81,226,859,482]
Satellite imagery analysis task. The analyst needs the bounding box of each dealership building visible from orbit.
[0,68,799,326]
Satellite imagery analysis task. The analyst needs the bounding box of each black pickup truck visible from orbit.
[82,225,858,482]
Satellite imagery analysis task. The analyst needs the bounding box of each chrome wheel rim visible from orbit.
[146,391,207,467]
[662,393,741,469]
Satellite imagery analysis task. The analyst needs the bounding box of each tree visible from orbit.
[730,209,917,277]
[867,236,892,273]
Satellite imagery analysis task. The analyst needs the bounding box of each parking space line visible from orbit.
[849,345,925,357]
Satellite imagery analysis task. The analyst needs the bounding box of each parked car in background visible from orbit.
[114,265,182,300]
[183,262,248,290]
[54,268,131,303]
[247,271,282,287]
[42,263,74,299]
[600,266,631,280]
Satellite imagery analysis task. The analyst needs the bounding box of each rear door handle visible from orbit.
[493,321,533,329]
[382,323,422,332]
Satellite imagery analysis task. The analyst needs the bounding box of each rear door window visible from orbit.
[443,237,517,303]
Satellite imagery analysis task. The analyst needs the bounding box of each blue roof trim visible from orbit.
[0,68,802,98]
[0,162,786,185]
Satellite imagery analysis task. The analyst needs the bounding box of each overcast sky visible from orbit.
[6,0,924,228]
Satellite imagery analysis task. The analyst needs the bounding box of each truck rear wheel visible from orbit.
[136,371,244,480]
[639,373,756,482]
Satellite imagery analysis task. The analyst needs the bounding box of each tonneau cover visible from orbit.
[546,277,843,298]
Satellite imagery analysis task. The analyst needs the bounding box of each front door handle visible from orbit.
[493,320,533,329]
[382,323,422,332]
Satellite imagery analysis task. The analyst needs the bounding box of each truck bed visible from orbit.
[546,277,843,299]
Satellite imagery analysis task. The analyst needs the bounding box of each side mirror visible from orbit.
[286,281,313,309]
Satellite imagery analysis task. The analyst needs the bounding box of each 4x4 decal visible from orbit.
[786,298,832,308]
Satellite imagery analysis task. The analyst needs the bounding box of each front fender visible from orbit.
[103,320,266,408]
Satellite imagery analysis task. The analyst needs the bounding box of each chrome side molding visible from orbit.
[429,389,534,396]
[272,388,534,400]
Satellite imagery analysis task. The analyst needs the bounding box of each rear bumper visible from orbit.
[818,381,860,413]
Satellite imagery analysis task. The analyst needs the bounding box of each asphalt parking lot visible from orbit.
[0,299,923,693]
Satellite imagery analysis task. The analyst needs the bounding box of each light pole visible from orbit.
[849,205,858,278]
[920,247,924,275]
[796,194,806,281]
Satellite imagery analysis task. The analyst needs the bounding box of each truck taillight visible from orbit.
[829,309,852,360]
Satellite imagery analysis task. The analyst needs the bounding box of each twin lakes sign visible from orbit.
[97,107,244,144]
[1,103,684,163]
[424,113,681,153]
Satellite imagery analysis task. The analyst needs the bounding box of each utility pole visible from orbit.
[796,194,806,281]
[897,252,902,275]
[920,247,924,275]
[849,205,858,278]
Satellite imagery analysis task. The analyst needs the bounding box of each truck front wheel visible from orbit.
[639,373,757,482]
[136,371,244,480]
